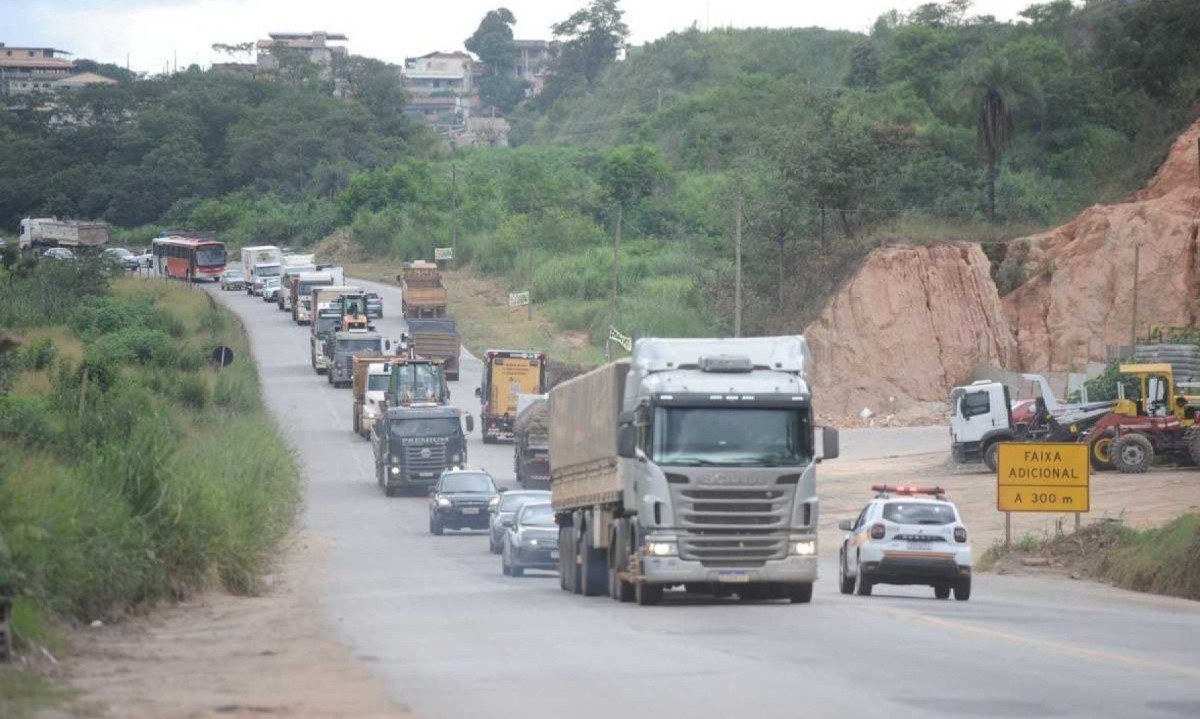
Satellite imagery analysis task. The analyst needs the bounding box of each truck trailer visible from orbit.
[407,318,462,381]
[399,261,448,318]
[476,349,546,442]
[550,336,838,606]
[19,218,111,253]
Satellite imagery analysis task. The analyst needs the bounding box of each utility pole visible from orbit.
[609,204,623,360]
[450,162,458,269]
[1131,244,1140,352]
[734,179,743,337]
[528,233,534,321]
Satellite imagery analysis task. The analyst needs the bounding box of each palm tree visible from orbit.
[961,56,1036,221]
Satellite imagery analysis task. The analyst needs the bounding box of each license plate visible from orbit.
[905,542,933,551]
[461,508,480,515]
[550,550,559,560]
[716,571,751,583]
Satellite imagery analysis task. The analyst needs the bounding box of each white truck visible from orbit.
[240,246,282,295]
[19,217,111,253]
[551,336,839,606]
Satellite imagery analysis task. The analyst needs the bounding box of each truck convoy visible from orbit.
[240,246,283,295]
[277,258,318,312]
[19,217,111,254]
[549,336,838,606]
[399,261,448,318]
[352,357,395,438]
[407,319,462,381]
[513,395,550,488]
[477,350,546,443]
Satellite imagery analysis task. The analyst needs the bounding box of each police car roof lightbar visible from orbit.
[871,485,946,497]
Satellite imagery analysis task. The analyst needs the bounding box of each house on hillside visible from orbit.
[256,31,348,81]
[0,44,76,96]
[52,71,119,91]
[513,39,552,95]
[401,51,474,96]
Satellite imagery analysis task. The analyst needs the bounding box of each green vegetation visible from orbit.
[980,516,1200,601]
[0,267,299,662]
[5,0,1200,349]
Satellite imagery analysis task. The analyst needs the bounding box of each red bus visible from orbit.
[151,236,226,281]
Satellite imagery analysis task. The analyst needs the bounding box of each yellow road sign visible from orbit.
[996,443,1090,513]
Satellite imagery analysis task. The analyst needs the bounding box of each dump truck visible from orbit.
[550,336,839,605]
[399,261,448,318]
[352,355,393,438]
[372,405,473,497]
[476,350,546,443]
[309,285,359,372]
[513,394,550,489]
[407,318,461,381]
[19,217,110,253]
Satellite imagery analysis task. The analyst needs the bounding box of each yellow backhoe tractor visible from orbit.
[338,293,371,331]
[1085,363,1200,473]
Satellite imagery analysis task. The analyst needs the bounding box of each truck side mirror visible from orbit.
[817,426,839,462]
[474,387,482,398]
[464,414,474,433]
[617,424,637,458]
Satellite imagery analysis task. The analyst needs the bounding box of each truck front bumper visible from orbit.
[640,555,817,585]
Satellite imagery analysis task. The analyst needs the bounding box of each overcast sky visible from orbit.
[5,0,1036,73]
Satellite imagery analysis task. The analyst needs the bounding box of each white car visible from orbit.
[261,277,281,302]
[837,485,972,600]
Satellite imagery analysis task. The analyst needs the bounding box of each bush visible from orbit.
[172,373,210,410]
[17,337,58,371]
[86,328,179,368]
[0,396,59,448]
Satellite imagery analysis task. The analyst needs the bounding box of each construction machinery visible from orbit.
[1081,363,1200,473]
[337,292,372,331]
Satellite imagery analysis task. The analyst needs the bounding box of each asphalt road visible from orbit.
[208,278,1200,719]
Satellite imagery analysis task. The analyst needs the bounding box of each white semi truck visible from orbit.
[19,217,111,253]
[551,336,838,606]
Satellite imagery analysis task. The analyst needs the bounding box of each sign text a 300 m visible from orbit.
[996,443,1090,513]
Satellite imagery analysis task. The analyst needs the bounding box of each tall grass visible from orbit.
[0,274,300,627]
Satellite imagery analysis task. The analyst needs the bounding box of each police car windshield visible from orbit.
[883,502,956,525]
[651,407,812,467]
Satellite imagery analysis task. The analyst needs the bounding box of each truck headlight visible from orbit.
[791,540,816,556]
[528,538,539,547]
[451,453,462,463]
[645,541,677,557]
[437,497,452,508]
[390,466,400,475]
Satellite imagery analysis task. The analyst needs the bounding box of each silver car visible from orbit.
[502,502,559,577]
[488,489,549,553]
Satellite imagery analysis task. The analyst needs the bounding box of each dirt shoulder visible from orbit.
[35,532,409,719]
[818,451,1200,556]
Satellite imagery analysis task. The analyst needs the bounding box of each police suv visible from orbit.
[837,485,972,600]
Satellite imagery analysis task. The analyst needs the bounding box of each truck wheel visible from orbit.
[511,564,524,578]
[788,583,814,604]
[1090,434,1116,471]
[1187,430,1200,466]
[954,578,972,601]
[429,516,444,535]
[580,525,608,597]
[1113,433,1153,473]
[983,442,1000,472]
[558,527,572,591]
[635,581,663,606]
[353,412,360,436]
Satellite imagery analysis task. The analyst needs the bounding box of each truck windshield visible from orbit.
[368,374,390,392]
[651,407,812,467]
[315,317,339,335]
[390,417,460,438]
[299,281,329,296]
[390,364,446,403]
[195,247,225,267]
[256,265,281,277]
[336,338,381,353]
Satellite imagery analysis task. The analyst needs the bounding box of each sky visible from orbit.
[3,0,1037,74]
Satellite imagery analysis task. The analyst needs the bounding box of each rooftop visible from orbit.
[267,32,348,41]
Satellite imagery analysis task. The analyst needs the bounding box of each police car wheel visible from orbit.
[954,578,971,601]
[934,584,951,600]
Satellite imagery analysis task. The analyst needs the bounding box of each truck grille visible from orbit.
[671,483,795,565]
[404,445,447,476]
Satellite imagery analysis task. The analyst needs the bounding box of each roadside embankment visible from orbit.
[0,267,301,715]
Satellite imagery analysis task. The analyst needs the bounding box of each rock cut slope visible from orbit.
[804,118,1200,418]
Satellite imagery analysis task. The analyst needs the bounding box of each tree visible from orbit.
[334,55,410,135]
[547,0,629,94]
[466,8,529,114]
[960,55,1036,220]
[211,42,255,62]
[598,144,666,210]
[846,42,882,89]
[1096,0,1200,102]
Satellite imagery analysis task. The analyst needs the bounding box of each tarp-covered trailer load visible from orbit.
[514,395,550,489]
[399,261,448,318]
[407,318,461,381]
